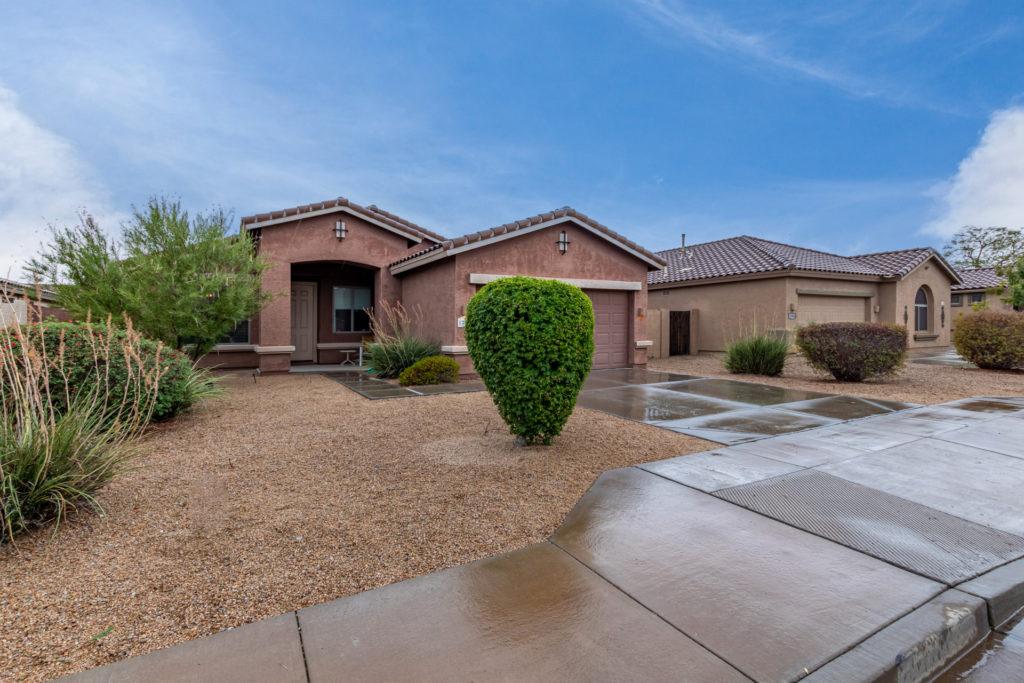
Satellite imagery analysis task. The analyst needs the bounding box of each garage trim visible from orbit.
[469,273,642,290]
[795,288,873,298]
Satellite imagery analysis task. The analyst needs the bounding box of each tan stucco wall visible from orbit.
[894,257,955,348]
[951,288,1015,332]
[648,259,958,355]
[649,277,789,352]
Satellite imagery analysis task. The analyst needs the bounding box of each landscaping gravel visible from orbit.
[0,372,708,682]
[650,353,1023,404]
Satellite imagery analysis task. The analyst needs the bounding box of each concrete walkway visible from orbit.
[65,396,1024,682]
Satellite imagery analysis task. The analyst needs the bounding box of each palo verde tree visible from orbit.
[942,226,1024,269]
[30,197,269,360]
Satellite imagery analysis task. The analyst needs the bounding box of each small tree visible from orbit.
[465,277,594,445]
[30,197,269,360]
[942,226,1024,269]
[1000,256,1024,310]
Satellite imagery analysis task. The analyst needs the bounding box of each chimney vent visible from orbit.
[681,232,686,249]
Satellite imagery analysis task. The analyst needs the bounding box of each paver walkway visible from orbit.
[65,393,1024,683]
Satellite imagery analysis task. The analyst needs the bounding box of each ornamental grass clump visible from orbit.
[724,333,789,376]
[465,277,594,445]
[796,322,907,382]
[364,300,441,378]
[0,299,160,543]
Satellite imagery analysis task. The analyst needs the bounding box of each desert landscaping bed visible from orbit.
[650,352,1023,404]
[0,372,708,682]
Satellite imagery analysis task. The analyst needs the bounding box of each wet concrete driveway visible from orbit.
[576,369,917,444]
[67,395,1024,683]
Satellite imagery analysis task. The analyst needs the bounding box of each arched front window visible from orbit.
[914,287,930,332]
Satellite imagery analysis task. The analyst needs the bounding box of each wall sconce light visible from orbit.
[556,230,570,255]
[903,305,908,325]
[788,303,795,313]
[941,302,946,327]
[334,219,348,240]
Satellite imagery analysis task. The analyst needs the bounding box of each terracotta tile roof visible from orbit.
[240,196,444,243]
[952,267,1005,291]
[650,237,960,286]
[389,207,667,270]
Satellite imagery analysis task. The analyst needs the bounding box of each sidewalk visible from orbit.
[66,396,1024,682]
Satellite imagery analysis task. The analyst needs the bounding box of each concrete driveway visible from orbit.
[65,394,1024,683]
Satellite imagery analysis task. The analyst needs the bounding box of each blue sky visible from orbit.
[2,0,1023,275]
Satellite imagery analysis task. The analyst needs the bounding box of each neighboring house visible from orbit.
[201,198,665,373]
[646,236,961,356]
[950,268,1015,330]
[0,277,71,327]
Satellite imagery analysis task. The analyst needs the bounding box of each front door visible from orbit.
[291,282,317,362]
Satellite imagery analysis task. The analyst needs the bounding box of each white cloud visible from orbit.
[0,85,119,279]
[923,107,1024,238]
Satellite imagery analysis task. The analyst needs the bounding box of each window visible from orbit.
[951,294,962,307]
[914,287,930,332]
[969,292,985,305]
[333,286,372,332]
[220,319,250,344]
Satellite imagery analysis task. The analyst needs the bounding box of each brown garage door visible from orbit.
[797,294,868,325]
[586,290,629,369]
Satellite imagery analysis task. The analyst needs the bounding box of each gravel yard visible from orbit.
[0,372,708,682]
[650,352,1023,404]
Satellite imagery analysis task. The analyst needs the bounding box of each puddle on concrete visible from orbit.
[778,395,897,421]
[577,386,735,422]
[660,378,829,406]
[659,408,835,436]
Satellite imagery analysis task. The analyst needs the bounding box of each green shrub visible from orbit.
[1,317,155,542]
[398,355,460,386]
[953,311,1024,370]
[724,334,788,376]
[3,321,218,422]
[465,276,594,445]
[796,322,907,382]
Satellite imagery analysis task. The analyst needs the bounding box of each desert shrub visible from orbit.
[3,320,218,422]
[1,315,157,542]
[364,300,440,377]
[465,277,593,445]
[724,333,788,376]
[398,355,460,386]
[796,322,907,382]
[953,311,1024,370]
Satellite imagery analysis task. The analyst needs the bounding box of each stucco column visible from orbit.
[257,260,293,372]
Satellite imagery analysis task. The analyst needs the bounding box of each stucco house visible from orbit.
[202,198,666,373]
[0,277,71,327]
[646,236,962,356]
[950,268,1015,331]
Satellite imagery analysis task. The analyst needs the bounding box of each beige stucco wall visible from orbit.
[649,277,789,352]
[399,259,457,346]
[951,288,1015,332]
[648,259,958,355]
[894,257,955,348]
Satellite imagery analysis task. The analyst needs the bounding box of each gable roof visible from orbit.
[952,267,1005,291]
[650,236,961,286]
[390,207,667,274]
[240,196,445,244]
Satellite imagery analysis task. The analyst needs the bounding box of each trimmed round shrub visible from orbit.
[795,322,907,382]
[465,277,594,445]
[724,333,789,376]
[953,311,1024,370]
[398,354,460,386]
[3,322,217,421]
